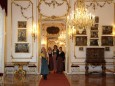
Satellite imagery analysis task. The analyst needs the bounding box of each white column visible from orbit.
[0,6,5,73]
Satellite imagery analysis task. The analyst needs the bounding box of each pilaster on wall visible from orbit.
[0,7,5,73]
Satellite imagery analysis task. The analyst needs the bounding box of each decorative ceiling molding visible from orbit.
[41,22,65,37]
[42,0,64,8]
[38,0,70,19]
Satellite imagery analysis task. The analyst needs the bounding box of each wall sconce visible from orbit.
[32,24,36,41]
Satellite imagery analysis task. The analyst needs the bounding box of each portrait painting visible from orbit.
[75,36,87,46]
[18,21,27,28]
[18,29,27,42]
[91,24,98,30]
[90,39,98,46]
[15,43,29,53]
[95,16,99,23]
[91,31,98,38]
[102,26,113,35]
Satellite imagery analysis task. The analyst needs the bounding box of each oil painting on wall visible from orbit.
[75,36,87,46]
[18,29,27,42]
[101,36,113,46]
[18,21,27,28]
[15,43,29,53]
[102,26,113,35]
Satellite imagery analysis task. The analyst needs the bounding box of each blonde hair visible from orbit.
[41,47,47,58]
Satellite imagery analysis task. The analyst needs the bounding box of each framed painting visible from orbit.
[18,29,27,42]
[102,26,113,35]
[90,39,99,46]
[79,47,84,51]
[101,36,113,46]
[91,24,98,30]
[75,36,87,46]
[105,47,110,51]
[15,43,29,53]
[95,16,99,23]
[18,21,27,28]
[91,31,98,38]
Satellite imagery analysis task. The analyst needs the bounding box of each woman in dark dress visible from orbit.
[40,47,49,80]
[57,47,65,73]
[47,47,53,71]
[52,45,59,73]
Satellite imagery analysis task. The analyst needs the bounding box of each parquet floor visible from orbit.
[0,74,115,86]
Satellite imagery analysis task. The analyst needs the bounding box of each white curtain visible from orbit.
[0,6,5,73]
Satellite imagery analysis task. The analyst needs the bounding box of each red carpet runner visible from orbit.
[39,73,70,86]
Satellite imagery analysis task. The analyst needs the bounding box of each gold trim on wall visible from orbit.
[11,0,34,59]
[114,3,115,24]
[38,0,70,19]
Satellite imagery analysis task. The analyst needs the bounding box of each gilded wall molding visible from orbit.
[38,0,70,19]
[11,0,33,20]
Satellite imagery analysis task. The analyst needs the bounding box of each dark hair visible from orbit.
[59,47,62,49]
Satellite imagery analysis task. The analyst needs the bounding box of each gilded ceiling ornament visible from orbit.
[43,0,64,8]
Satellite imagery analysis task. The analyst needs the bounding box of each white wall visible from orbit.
[6,0,115,74]
[69,1,115,74]
[7,0,38,63]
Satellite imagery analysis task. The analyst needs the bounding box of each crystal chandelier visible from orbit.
[56,31,66,45]
[58,31,66,41]
[67,0,95,33]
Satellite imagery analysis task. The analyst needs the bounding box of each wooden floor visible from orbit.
[0,74,115,86]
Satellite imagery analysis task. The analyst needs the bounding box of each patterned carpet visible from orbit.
[39,73,70,86]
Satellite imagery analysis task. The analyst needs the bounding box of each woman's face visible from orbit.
[59,47,62,51]
[41,47,46,52]
[54,45,57,49]
[48,47,51,51]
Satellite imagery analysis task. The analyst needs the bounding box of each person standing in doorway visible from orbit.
[52,45,59,73]
[47,47,54,72]
[57,47,65,73]
[40,47,49,80]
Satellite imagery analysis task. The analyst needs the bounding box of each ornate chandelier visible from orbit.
[67,0,95,33]
[56,31,66,45]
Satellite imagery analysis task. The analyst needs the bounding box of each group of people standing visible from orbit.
[40,45,65,80]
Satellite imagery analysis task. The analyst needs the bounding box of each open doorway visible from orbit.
[40,22,66,72]
[41,22,66,51]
